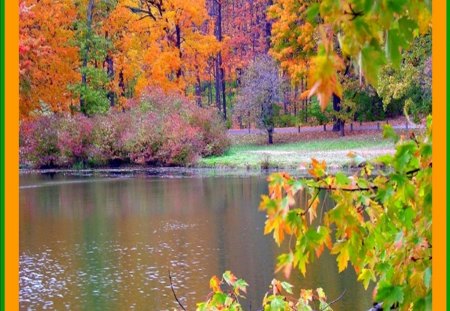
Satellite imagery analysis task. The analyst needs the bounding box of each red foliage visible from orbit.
[19,88,230,168]
[57,115,93,166]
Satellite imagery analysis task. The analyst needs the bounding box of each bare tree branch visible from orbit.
[319,288,346,311]
[168,269,187,311]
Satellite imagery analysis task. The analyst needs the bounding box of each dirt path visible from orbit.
[228,118,423,135]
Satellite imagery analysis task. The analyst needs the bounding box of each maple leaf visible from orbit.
[223,271,237,286]
[300,289,314,302]
[209,275,222,293]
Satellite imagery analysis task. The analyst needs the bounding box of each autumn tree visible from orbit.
[235,56,282,144]
[219,0,270,79]
[121,0,219,101]
[203,0,273,119]
[258,3,432,306]
[377,33,432,123]
[269,0,431,114]
[19,0,79,117]
[69,0,118,116]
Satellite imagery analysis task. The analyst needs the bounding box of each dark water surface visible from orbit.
[20,172,372,310]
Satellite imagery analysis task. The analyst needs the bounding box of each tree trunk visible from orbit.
[340,122,345,137]
[332,93,342,132]
[208,72,212,106]
[323,124,326,131]
[80,0,94,114]
[283,94,288,114]
[267,128,273,144]
[195,73,202,107]
[175,24,182,78]
[119,69,125,97]
[293,84,298,116]
[105,53,114,106]
[214,60,221,111]
[214,0,225,119]
[264,0,273,52]
[305,98,308,123]
[221,67,226,120]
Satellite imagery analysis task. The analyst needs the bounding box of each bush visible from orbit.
[20,115,60,168]
[56,115,93,166]
[273,114,298,127]
[20,88,230,168]
[157,114,204,165]
[123,112,164,165]
[189,108,230,156]
[88,112,131,165]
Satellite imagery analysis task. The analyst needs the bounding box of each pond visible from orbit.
[20,171,372,310]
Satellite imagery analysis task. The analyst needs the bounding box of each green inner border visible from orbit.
[0,0,5,308]
[0,0,4,308]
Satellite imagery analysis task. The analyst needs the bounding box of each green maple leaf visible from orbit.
[376,285,404,307]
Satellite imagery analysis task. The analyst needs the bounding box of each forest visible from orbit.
[19,0,431,168]
[18,0,432,310]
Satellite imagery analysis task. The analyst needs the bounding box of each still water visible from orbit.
[20,171,372,310]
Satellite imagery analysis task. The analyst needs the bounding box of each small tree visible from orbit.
[377,33,432,123]
[235,56,282,144]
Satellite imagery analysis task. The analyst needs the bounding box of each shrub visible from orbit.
[56,115,92,166]
[157,114,204,165]
[20,88,230,168]
[20,115,60,168]
[123,112,164,165]
[131,87,230,163]
[274,114,298,127]
[20,114,93,168]
[88,112,131,165]
[189,108,230,157]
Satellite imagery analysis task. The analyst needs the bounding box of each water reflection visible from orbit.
[20,173,371,310]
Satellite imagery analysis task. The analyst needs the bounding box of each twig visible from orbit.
[405,168,420,175]
[168,269,187,311]
[319,289,346,311]
[314,186,377,192]
[301,190,321,216]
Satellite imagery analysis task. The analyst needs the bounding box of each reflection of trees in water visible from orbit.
[20,174,372,310]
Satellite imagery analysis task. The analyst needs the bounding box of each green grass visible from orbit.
[197,135,395,169]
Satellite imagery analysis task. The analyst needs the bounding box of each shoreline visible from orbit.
[18,163,367,179]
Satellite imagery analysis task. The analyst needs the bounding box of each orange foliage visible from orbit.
[19,0,79,118]
[105,0,219,101]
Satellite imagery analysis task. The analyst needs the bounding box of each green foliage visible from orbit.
[69,71,111,115]
[259,116,432,310]
[273,114,299,127]
[377,33,432,122]
[198,275,335,311]
[353,90,386,122]
[196,271,247,311]
[309,100,332,125]
[70,0,115,116]
[270,0,431,109]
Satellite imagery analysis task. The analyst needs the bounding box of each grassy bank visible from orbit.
[197,133,395,169]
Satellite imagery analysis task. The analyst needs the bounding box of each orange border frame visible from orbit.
[432,0,446,309]
[5,0,18,309]
[3,0,447,310]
